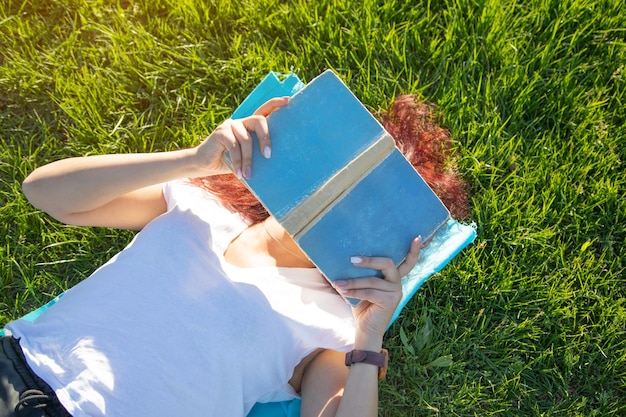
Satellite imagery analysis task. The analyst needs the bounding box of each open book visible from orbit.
[232,70,476,316]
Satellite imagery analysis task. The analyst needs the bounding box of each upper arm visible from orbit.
[54,183,167,230]
[300,350,349,417]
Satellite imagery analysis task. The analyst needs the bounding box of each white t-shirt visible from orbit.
[7,180,355,417]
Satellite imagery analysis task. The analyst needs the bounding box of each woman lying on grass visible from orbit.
[2,95,468,417]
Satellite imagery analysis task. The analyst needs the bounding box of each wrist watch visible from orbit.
[345,349,389,380]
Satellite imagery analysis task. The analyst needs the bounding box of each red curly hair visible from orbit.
[190,94,470,223]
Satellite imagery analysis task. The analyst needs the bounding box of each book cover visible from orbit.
[233,70,476,311]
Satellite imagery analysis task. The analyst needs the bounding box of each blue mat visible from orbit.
[2,71,475,417]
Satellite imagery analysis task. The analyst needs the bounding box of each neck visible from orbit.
[260,218,314,268]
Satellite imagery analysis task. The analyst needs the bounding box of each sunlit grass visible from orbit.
[1,0,625,415]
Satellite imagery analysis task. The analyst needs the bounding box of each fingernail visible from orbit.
[236,169,242,179]
[350,256,363,264]
[244,166,252,179]
[335,280,347,286]
[263,146,272,159]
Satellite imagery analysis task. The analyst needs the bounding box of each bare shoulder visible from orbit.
[300,350,349,417]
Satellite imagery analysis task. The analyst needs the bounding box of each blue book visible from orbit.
[233,70,476,313]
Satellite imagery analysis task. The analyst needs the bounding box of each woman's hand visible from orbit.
[193,97,289,179]
[335,236,423,345]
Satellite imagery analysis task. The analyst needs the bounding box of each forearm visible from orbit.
[334,332,384,417]
[22,148,203,218]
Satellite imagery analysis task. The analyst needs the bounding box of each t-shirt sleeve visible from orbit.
[161,180,178,211]
[161,179,209,211]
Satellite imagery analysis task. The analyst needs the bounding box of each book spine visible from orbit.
[279,131,396,239]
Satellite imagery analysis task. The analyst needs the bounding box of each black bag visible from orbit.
[0,336,70,417]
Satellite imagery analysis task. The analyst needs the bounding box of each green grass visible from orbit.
[1,0,624,415]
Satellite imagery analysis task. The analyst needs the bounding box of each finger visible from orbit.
[216,122,243,178]
[334,278,401,307]
[242,116,271,160]
[334,277,397,294]
[231,120,254,179]
[253,97,290,117]
[349,256,402,284]
[398,236,423,277]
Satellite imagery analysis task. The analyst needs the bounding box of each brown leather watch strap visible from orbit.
[345,349,389,380]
